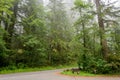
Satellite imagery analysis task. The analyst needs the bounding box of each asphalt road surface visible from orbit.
[0,69,120,80]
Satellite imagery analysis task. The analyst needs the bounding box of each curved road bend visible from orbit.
[0,69,120,80]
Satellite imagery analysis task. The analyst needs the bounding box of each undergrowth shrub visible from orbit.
[78,53,120,74]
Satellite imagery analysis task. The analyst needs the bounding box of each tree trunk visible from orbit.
[95,0,108,59]
[4,1,18,49]
[82,22,86,49]
[79,8,87,53]
[0,11,3,28]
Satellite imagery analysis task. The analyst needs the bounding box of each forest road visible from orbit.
[0,69,120,80]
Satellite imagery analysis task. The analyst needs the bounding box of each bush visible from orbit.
[78,54,120,74]
[21,35,47,67]
[6,65,17,70]
[17,63,27,69]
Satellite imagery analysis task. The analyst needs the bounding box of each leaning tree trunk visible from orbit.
[95,0,108,59]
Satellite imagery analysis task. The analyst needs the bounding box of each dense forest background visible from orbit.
[0,0,120,74]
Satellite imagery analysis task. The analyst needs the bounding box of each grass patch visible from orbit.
[0,66,54,74]
[0,63,77,74]
[61,70,97,76]
[61,70,120,77]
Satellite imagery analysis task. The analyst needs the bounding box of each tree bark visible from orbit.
[95,0,108,59]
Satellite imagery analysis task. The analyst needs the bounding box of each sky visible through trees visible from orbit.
[0,0,120,74]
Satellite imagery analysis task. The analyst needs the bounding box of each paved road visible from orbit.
[0,69,120,80]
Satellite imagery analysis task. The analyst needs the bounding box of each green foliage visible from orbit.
[74,0,120,74]
[0,28,8,67]
[78,54,120,74]
[0,0,13,16]
[0,0,120,75]
[74,0,91,8]
[0,28,6,51]
[16,35,47,67]
[47,0,74,65]
[49,39,72,65]
[62,68,120,76]
[0,64,77,74]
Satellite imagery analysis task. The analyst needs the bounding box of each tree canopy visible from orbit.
[0,0,120,74]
